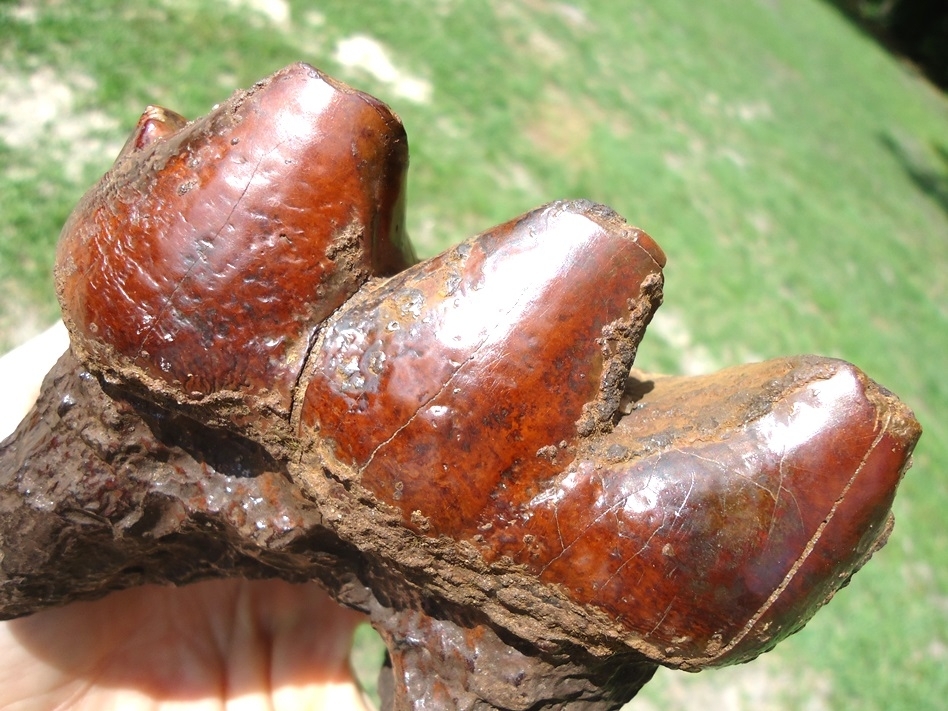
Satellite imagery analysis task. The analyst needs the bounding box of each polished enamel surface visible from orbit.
[56,63,414,417]
[492,357,916,665]
[307,322,917,666]
[301,200,665,537]
[297,195,917,667]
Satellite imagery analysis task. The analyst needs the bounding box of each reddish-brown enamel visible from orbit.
[55,62,414,418]
[297,197,918,668]
[300,200,665,537]
[480,356,918,667]
[299,211,918,668]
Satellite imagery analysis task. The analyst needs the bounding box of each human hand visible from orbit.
[0,326,369,711]
[0,579,369,710]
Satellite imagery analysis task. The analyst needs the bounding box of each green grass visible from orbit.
[1,1,946,709]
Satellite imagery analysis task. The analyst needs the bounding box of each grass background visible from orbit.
[1,0,946,708]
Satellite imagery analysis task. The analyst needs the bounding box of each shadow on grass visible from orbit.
[879,132,948,217]
[820,1,904,54]
[820,1,948,90]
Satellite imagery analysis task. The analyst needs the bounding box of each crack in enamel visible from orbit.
[538,468,658,575]
[357,248,540,474]
[491,360,910,667]
[132,136,291,366]
[357,347,478,474]
[709,407,893,665]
